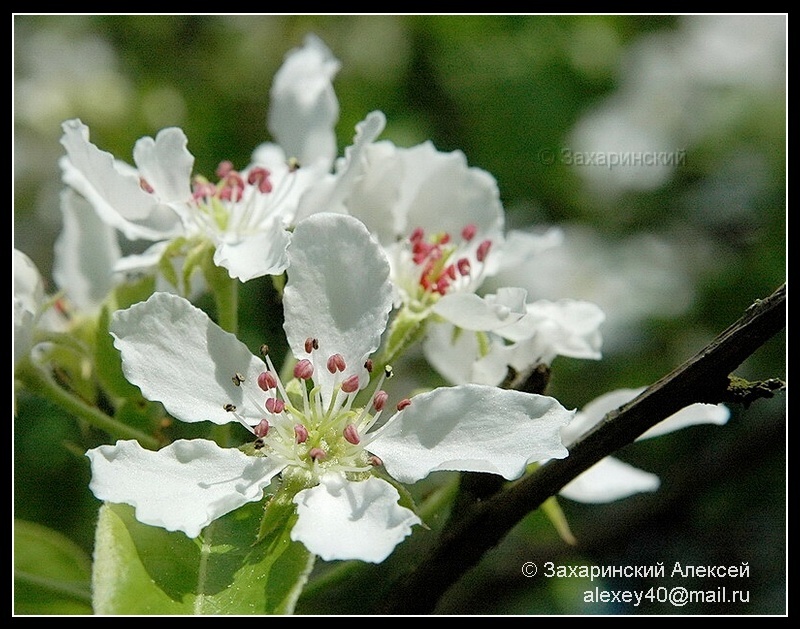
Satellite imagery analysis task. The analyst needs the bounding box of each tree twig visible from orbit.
[379,283,786,614]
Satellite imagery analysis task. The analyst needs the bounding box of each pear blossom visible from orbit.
[559,387,731,503]
[294,110,563,337]
[14,189,122,368]
[13,248,45,369]
[85,213,574,563]
[58,34,340,283]
[423,297,606,386]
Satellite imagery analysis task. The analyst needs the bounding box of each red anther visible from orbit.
[445,264,457,280]
[368,455,383,467]
[477,239,492,262]
[396,398,412,411]
[364,359,374,373]
[258,371,277,391]
[461,223,477,242]
[437,232,451,245]
[192,181,216,200]
[265,398,285,414]
[457,258,471,276]
[254,419,270,438]
[304,337,318,354]
[343,424,360,445]
[294,359,314,380]
[139,177,155,194]
[341,375,360,394]
[435,276,451,294]
[327,353,346,373]
[216,160,234,178]
[309,447,327,461]
[409,227,425,243]
[247,167,273,194]
[294,424,309,444]
[373,390,388,412]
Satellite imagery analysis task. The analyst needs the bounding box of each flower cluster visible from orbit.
[12,32,733,575]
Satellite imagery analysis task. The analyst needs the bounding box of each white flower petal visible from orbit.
[59,119,182,241]
[369,384,573,483]
[295,111,388,224]
[562,387,730,447]
[561,388,645,446]
[110,292,268,425]
[559,456,660,503]
[13,249,45,367]
[433,287,528,332]
[396,142,505,240]
[132,127,194,203]
[86,439,283,538]
[213,217,291,281]
[291,474,420,563]
[283,213,392,398]
[53,189,121,312]
[268,33,340,168]
[422,322,482,385]
[638,402,730,440]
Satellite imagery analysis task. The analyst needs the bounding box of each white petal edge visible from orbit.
[283,213,392,399]
[213,217,291,281]
[559,456,660,503]
[54,188,121,312]
[268,33,341,168]
[368,384,573,483]
[86,439,284,538]
[59,119,181,241]
[432,287,528,332]
[291,474,420,563]
[110,292,268,425]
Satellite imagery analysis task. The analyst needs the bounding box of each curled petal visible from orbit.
[283,213,392,400]
[368,384,573,483]
[86,439,284,538]
[110,292,268,425]
[291,474,420,563]
[559,456,660,503]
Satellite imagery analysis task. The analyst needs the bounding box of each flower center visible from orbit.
[186,159,300,238]
[400,224,493,309]
[227,340,407,484]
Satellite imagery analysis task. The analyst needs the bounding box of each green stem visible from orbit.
[214,275,239,335]
[15,359,160,450]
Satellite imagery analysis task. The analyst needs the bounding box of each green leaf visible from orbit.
[92,500,314,615]
[14,520,93,615]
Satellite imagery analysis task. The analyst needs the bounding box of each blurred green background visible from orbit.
[13,15,786,615]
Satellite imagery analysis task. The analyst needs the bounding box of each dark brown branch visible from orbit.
[379,283,786,614]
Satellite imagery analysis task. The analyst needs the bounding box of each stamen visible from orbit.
[294,424,309,444]
[254,419,270,438]
[327,353,346,373]
[343,424,360,445]
[258,371,277,391]
[396,398,412,411]
[309,447,326,461]
[265,398,285,414]
[341,375,360,394]
[477,239,492,262]
[461,223,477,241]
[373,390,388,412]
[294,359,314,380]
[304,337,319,354]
